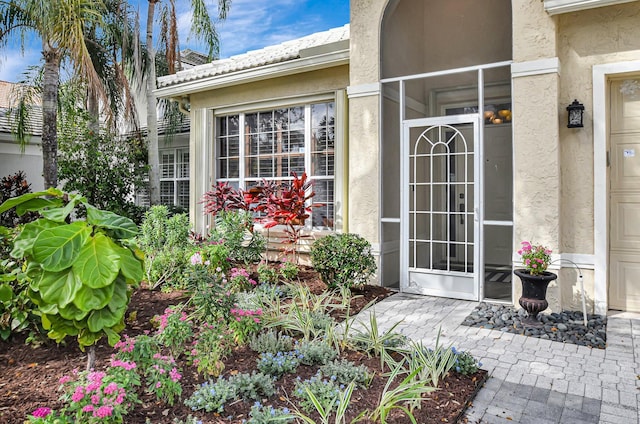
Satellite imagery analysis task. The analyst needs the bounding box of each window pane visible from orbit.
[177,149,189,178]
[312,179,334,229]
[160,181,174,206]
[161,152,174,178]
[177,181,189,208]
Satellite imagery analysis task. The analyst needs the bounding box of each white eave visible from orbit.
[155,25,350,99]
[544,0,637,14]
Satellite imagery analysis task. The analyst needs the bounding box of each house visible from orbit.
[156,0,640,316]
[0,81,44,192]
[0,48,214,210]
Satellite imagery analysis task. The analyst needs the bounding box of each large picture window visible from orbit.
[160,147,190,209]
[216,101,335,229]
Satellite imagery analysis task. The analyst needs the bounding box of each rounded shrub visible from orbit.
[310,233,376,289]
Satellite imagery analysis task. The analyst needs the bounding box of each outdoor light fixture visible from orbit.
[566,99,584,128]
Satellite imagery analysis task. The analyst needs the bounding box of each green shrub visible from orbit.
[310,233,376,289]
[138,206,192,289]
[257,263,278,284]
[210,210,265,264]
[293,372,343,414]
[247,403,294,424]
[278,260,299,281]
[184,378,236,413]
[256,351,302,378]
[227,371,276,401]
[249,330,294,354]
[296,339,338,366]
[453,348,481,375]
[319,359,372,388]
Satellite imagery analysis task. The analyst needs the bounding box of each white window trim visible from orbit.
[211,91,345,232]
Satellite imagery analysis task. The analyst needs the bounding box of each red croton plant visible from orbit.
[201,172,320,262]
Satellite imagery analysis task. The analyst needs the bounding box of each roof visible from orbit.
[0,81,42,136]
[157,24,350,90]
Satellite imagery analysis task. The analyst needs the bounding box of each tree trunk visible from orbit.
[146,0,160,205]
[86,344,96,371]
[42,42,61,189]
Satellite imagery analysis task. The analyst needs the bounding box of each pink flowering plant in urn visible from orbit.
[518,241,552,276]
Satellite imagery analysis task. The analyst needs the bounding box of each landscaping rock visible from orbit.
[461,302,607,349]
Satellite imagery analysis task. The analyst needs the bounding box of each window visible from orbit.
[160,147,190,209]
[216,101,335,229]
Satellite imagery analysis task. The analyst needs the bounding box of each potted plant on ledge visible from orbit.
[514,241,557,327]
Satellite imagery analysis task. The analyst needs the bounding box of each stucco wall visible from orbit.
[0,139,44,192]
[189,66,349,110]
[557,2,640,255]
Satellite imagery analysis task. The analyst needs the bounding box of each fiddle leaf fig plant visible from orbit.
[0,188,143,353]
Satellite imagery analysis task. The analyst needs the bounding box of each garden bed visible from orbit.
[1,274,486,423]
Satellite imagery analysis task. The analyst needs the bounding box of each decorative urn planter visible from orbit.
[514,269,558,327]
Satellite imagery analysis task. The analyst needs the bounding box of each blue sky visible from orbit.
[0,0,350,82]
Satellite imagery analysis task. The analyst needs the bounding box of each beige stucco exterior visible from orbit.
[157,0,640,315]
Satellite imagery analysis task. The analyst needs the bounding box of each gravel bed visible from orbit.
[461,302,607,349]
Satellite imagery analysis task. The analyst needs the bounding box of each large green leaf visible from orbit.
[32,221,91,272]
[0,284,13,302]
[86,206,139,239]
[103,327,121,346]
[87,306,124,333]
[107,275,128,314]
[11,219,59,259]
[16,198,63,216]
[37,269,82,308]
[40,195,85,223]
[78,329,103,348]
[73,283,115,312]
[72,233,120,288]
[58,303,90,321]
[0,188,62,214]
[117,245,143,282]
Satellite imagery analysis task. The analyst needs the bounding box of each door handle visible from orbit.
[459,204,464,224]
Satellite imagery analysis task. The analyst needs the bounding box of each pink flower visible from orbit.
[104,382,119,395]
[58,375,72,385]
[190,252,203,265]
[82,405,94,413]
[93,405,113,418]
[236,317,242,322]
[72,386,85,403]
[169,368,182,382]
[91,394,100,405]
[31,407,52,418]
[254,318,260,323]
[155,381,162,388]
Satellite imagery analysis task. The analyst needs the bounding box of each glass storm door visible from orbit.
[401,115,480,300]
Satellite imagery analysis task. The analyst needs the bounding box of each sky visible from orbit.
[0,0,350,83]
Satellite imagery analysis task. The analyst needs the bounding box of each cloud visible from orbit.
[0,47,41,83]
[177,0,348,59]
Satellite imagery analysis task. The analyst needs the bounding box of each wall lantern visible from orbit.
[566,99,584,128]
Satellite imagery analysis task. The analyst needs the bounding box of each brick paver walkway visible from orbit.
[352,293,640,423]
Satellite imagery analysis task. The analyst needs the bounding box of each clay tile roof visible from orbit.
[157,24,350,89]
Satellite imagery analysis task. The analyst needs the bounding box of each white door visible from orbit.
[401,115,480,300]
[609,78,640,312]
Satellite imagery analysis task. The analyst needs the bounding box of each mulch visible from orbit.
[0,268,487,423]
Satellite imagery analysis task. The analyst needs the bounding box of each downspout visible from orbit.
[172,95,190,115]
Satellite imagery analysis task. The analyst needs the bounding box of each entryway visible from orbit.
[401,115,479,300]
[608,77,640,312]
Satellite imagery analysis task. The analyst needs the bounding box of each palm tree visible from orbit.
[0,0,110,189]
[144,0,230,205]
